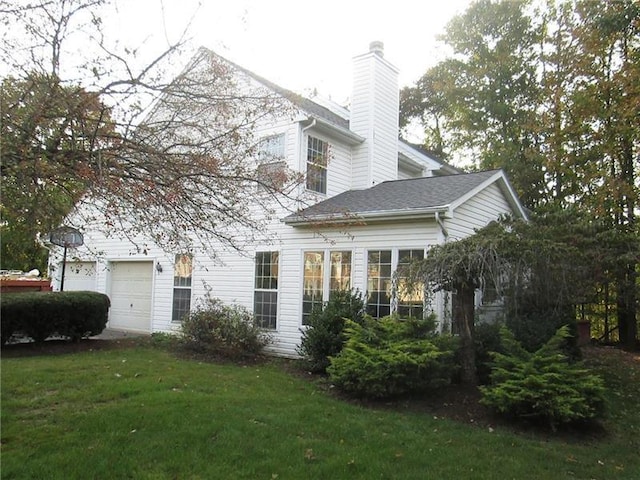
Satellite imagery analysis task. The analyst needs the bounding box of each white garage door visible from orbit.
[62,262,97,291]
[109,261,153,332]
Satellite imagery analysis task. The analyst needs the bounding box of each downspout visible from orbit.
[295,118,317,209]
[301,118,317,138]
[435,211,449,242]
[432,211,450,334]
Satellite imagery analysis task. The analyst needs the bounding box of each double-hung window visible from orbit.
[366,249,425,319]
[302,250,352,325]
[258,133,285,162]
[366,250,393,318]
[257,134,287,190]
[396,249,426,318]
[306,136,328,194]
[254,251,279,329]
[172,254,193,322]
[302,252,324,324]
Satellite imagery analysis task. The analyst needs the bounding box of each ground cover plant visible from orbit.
[1,340,639,479]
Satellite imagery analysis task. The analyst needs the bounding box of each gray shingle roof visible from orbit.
[284,170,502,224]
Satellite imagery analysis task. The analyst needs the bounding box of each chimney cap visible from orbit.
[369,41,384,57]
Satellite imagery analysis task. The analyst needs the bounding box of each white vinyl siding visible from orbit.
[61,261,97,291]
[447,183,513,239]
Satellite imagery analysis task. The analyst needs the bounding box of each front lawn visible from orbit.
[1,342,638,479]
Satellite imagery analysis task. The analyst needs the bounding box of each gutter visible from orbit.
[302,117,365,145]
[284,206,450,227]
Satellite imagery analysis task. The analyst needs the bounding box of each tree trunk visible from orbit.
[617,263,638,350]
[453,282,478,385]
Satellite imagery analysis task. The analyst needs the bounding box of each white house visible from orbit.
[50,42,527,357]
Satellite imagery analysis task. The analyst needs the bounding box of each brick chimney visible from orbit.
[349,41,399,189]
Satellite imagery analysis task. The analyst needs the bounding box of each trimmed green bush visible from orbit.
[1,291,110,343]
[327,315,458,399]
[480,325,606,428]
[474,322,504,385]
[180,296,271,358]
[297,289,365,373]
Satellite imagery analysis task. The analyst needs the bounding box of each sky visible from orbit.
[111,0,473,104]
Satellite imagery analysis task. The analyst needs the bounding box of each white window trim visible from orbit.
[305,135,328,195]
[171,254,193,323]
[253,251,280,331]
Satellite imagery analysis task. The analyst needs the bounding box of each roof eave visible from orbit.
[303,117,365,146]
[283,206,450,227]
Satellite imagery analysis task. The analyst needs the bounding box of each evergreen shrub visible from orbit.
[297,289,365,373]
[1,291,110,343]
[180,296,271,358]
[474,322,504,385]
[327,315,458,399]
[480,325,605,428]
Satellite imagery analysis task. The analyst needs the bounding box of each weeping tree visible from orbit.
[415,223,507,386]
[410,213,605,385]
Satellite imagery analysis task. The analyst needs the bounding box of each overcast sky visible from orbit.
[111,0,472,104]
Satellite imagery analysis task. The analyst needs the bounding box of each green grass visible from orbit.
[1,343,639,479]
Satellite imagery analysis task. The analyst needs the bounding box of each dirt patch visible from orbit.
[1,337,143,358]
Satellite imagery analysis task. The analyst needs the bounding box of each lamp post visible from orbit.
[49,226,84,292]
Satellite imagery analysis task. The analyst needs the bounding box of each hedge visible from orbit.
[1,291,110,343]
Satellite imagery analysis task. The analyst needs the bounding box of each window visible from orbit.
[302,252,324,324]
[301,250,352,325]
[256,134,287,190]
[306,136,328,194]
[481,276,501,305]
[172,254,193,322]
[366,250,393,318]
[396,249,425,319]
[258,133,285,162]
[329,251,352,294]
[254,251,279,329]
[366,249,425,319]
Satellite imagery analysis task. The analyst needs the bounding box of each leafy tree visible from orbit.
[399,63,455,158]
[1,74,116,271]
[402,0,639,348]
[0,0,302,269]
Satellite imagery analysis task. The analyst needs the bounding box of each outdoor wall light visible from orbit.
[156,263,163,273]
